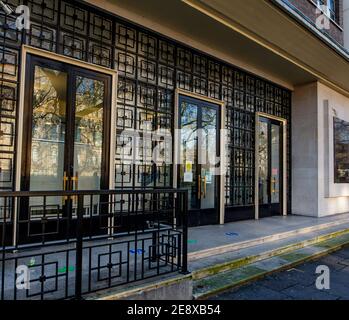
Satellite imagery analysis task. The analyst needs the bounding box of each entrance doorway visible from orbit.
[177,93,223,227]
[18,53,113,243]
[256,114,286,218]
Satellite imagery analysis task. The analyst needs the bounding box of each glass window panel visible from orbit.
[271,124,280,203]
[73,76,104,191]
[73,76,105,218]
[258,121,268,204]
[200,106,217,210]
[334,117,349,183]
[179,101,198,210]
[328,0,336,20]
[30,66,67,191]
[29,65,67,217]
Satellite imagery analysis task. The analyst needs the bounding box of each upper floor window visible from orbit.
[316,0,338,23]
[328,0,336,21]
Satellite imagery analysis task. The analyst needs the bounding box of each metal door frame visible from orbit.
[255,112,287,219]
[174,88,226,224]
[13,45,118,245]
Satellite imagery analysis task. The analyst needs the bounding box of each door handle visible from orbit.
[271,177,276,194]
[71,172,79,204]
[63,171,68,190]
[71,172,79,187]
[63,171,69,202]
[203,175,207,198]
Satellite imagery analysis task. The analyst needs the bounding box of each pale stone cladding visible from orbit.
[293,81,349,217]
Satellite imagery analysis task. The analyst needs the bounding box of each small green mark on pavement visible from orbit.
[58,266,75,273]
[28,258,36,267]
[188,240,197,244]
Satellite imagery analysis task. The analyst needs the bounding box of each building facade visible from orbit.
[288,0,344,44]
[1,0,349,240]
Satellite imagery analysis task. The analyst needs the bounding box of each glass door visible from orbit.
[258,116,283,217]
[19,55,111,243]
[178,95,220,227]
[71,70,108,222]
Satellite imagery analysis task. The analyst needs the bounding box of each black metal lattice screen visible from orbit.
[0,0,291,212]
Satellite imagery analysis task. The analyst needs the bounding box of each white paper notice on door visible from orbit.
[184,172,193,183]
[206,170,213,184]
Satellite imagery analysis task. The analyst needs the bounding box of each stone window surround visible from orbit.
[324,100,349,198]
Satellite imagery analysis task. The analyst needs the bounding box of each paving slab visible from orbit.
[332,249,349,259]
[212,283,291,300]
[315,255,348,271]
[256,273,299,291]
[281,285,339,300]
[281,268,316,287]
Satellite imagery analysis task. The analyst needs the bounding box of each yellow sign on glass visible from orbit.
[185,161,192,173]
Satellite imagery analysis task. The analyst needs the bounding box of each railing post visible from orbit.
[12,195,18,249]
[181,191,189,274]
[151,231,158,262]
[151,191,159,262]
[75,194,84,300]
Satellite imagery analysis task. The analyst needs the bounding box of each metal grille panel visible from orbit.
[0,0,291,213]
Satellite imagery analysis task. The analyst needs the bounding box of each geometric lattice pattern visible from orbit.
[0,0,291,210]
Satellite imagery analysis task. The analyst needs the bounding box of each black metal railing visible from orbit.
[0,188,188,300]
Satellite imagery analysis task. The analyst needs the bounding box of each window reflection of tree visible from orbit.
[75,77,104,145]
[33,68,66,141]
[180,103,217,158]
[180,103,197,164]
[31,67,105,177]
[75,77,104,175]
[202,108,216,166]
[258,126,268,173]
[32,67,67,176]
[180,101,217,209]
[334,117,349,183]
[258,123,268,203]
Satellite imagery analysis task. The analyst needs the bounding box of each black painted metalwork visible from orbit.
[0,0,291,223]
[0,188,188,300]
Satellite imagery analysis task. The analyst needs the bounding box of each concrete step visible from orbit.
[189,216,349,261]
[191,222,349,280]
[193,230,349,299]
